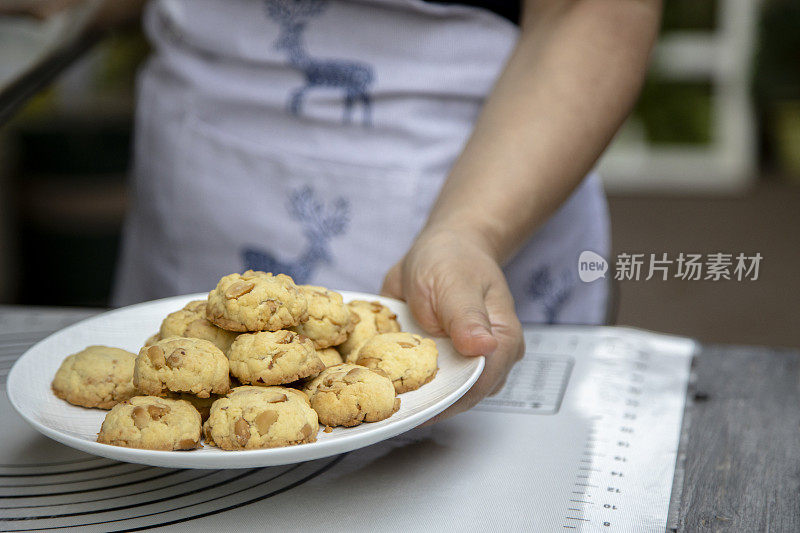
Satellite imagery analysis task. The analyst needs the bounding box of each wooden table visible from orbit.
[673,344,800,532]
[2,306,798,532]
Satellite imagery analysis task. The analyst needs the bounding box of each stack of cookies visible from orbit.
[50,270,440,452]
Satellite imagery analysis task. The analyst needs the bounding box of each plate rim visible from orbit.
[6,291,484,469]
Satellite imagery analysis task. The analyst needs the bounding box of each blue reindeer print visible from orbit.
[241,186,350,284]
[527,265,575,324]
[265,0,375,125]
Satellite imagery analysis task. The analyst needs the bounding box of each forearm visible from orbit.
[422,0,662,262]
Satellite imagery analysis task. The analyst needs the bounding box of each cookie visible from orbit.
[51,346,137,409]
[133,337,230,398]
[159,300,238,353]
[302,347,345,383]
[227,330,323,386]
[339,300,400,359]
[97,396,202,450]
[303,364,400,427]
[206,271,308,332]
[144,333,160,347]
[203,386,318,450]
[317,347,343,368]
[353,332,438,393]
[292,286,354,348]
[164,392,220,422]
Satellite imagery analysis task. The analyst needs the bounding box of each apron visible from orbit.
[113,0,611,325]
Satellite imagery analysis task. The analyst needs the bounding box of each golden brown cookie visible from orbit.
[339,300,400,359]
[97,396,202,450]
[159,300,238,353]
[143,333,160,347]
[163,392,220,422]
[317,347,343,368]
[301,347,345,383]
[203,386,318,450]
[206,271,308,332]
[51,346,137,409]
[292,286,354,348]
[227,330,323,386]
[133,337,230,398]
[352,332,438,393]
[303,364,400,427]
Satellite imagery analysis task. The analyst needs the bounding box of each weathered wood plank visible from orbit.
[677,345,800,532]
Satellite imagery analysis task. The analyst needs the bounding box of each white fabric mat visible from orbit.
[0,308,693,532]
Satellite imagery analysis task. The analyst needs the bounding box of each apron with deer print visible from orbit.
[113,0,611,325]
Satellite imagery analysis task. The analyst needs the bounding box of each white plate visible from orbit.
[7,292,483,469]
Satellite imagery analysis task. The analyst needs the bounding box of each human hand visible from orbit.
[381,228,524,424]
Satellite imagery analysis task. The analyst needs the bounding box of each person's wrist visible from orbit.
[417,221,503,263]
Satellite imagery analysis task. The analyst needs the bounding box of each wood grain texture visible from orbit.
[676,345,800,532]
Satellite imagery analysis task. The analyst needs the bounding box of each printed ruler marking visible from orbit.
[475,355,574,415]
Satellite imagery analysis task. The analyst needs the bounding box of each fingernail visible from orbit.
[469,325,492,338]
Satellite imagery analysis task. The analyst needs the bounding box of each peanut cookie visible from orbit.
[339,300,400,359]
[97,396,202,450]
[159,300,238,353]
[206,270,308,332]
[292,286,354,348]
[353,332,438,393]
[302,347,345,382]
[51,346,136,409]
[164,392,220,422]
[144,333,160,347]
[227,330,323,386]
[133,337,230,398]
[317,347,343,368]
[303,364,400,427]
[203,386,318,450]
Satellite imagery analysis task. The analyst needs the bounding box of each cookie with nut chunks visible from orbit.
[292,285,354,348]
[303,364,399,427]
[338,300,400,359]
[203,386,318,450]
[97,396,201,450]
[206,271,308,332]
[134,337,230,398]
[158,300,238,353]
[52,346,136,409]
[353,332,438,393]
[227,330,323,386]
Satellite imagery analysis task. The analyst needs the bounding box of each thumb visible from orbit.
[431,280,498,357]
[380,262,404,300]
